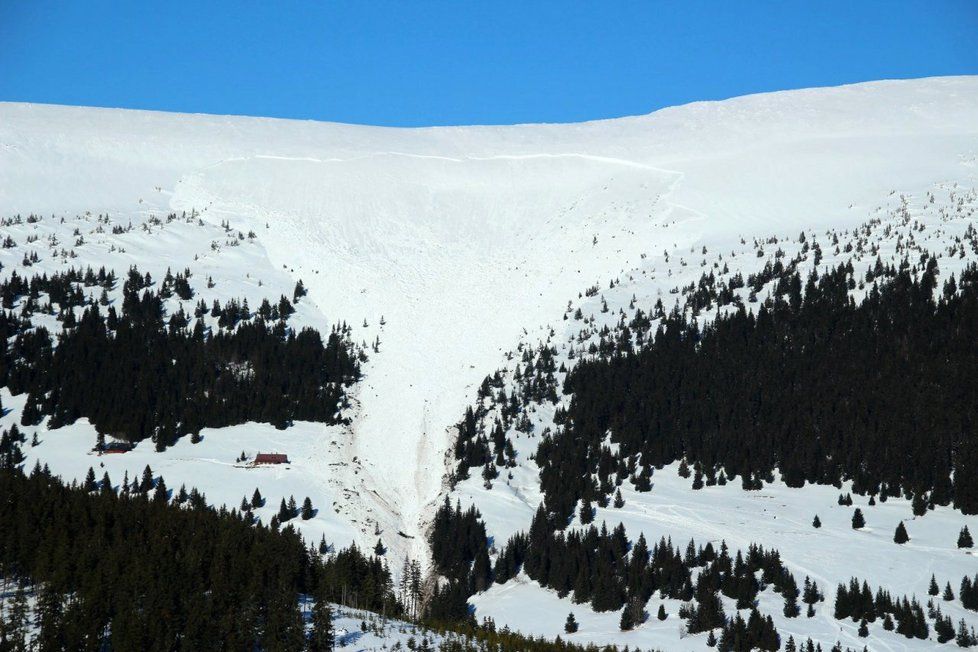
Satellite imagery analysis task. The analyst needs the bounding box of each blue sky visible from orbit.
[1,1,976,126]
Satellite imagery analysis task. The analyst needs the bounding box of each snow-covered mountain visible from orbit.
[2,76,978,650]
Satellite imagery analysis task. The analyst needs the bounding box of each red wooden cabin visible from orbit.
[254,452,289,465]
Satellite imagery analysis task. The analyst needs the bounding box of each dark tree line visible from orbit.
[834,577,929,640]
[429,497,827,644]
[526,260,978,520]
[0,463,396,651]
[0,266,361,448]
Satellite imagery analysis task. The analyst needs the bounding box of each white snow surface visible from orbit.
[3,76,978,649]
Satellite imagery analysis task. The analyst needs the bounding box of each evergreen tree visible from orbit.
[944,582,955,601]
[657,604,667,620]
[579,498,593,524]
[929,575,939,596]
[782,573,800,618]
[564,612,578,634]
[812,514,821,528]
[153,477,168,503]
[851,508,865,530]
[301,496,314,520]
[84,466,97,492]
[613,489,624,508]
[619,606,634,631]
[309,598,334,652]
[958,619,974,647]
[139,465,154,493]
[893,521,909,544]
[911,492,927,517]
[960,526,974,549]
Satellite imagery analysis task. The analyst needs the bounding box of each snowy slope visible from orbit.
[2,76,978,649]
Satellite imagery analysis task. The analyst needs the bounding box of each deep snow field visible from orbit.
[2,76,978,650]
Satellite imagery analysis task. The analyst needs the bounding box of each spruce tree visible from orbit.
[929,575,940,596]
[84,466,97,492]
[252,487,264,508]
[812,514,821,528]
[153,477,168,503]
[579,498,593,524]
[893,521,909,544]
[309,597,334,652]
[678,459,691,478]
[782,573,800,618]
[564,612,578,633]
[301,496,314,520]
[851,508,865,529]
[958,619,973,647]
[657,604,667,620]
[7,582,29,650]
[959,526,974,549]
[140,465,154,493]
[912,492,927,517]
[613,489,624,508]
[619,607,633,631]
[944,582,955,601]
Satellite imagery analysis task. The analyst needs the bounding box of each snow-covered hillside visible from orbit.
[2,76,978,650]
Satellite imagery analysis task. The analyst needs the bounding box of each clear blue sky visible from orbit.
[1,1,976,127]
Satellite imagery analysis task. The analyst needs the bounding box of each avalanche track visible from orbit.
[1,76,977,569]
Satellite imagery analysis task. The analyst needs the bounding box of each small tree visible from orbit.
[613,489,624,508]
[858,618,869,637]
[84,467,98,492]
[678,459,691,478]
[929,575,940,596]
[619,607,634,631]
[252,487,264,508]
[278,498,292,522]
[851,508,865,530]
[301,497,315,520]
[140,465,154,493]
[374,539,386,556]
[812,515,822,529]
[893,521,909,544]
[153,477,168,503]
[579,499,593,524]
[564,612,578,634]
[912,492,927,517]
[657,604,667,620]
[959,526,974,549]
